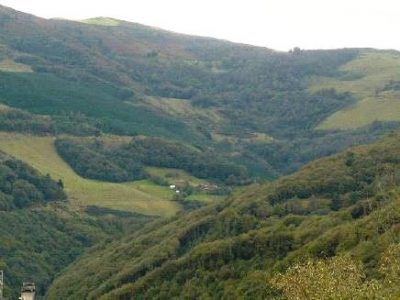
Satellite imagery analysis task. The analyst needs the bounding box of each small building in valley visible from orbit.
[19,282,36,300]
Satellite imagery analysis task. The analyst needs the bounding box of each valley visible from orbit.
[0,3,400,299]
[47,133,400,299]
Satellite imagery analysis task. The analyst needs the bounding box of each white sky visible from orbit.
[1,0,400,51]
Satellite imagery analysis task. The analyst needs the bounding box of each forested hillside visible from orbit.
[1,4,400,299]
[1,4,399,179]
[0,153,154,299]
[0,205,153,299]
[48,133,400,299]
[55,137,249,185]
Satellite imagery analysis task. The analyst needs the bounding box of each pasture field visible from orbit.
[0,132,179,216]
[310,50,400,129]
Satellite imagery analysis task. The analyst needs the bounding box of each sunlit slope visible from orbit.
[0,132,179,216]
[310,50,400,129]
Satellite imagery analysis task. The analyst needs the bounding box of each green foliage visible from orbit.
[0,147,155,299]
[245,121,400,177]
[47,133,400,299]
[0,205,154,299]
[2,6,400,299]
[55,138,140,182]
[271,256,375,299]
[313,50,400,130]
[0,107,55,134]
[1,5,394,179]
[382,80,400,92]
[0,133,180,215]
[0,151,154,298]
[0,153,65,210]
[266,131,400,210]
[0,72,197,140]
[55,137,250,185]
[0,106,109,136]
[273,244,400,300]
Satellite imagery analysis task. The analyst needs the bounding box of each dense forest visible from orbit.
[0,152,65,210]
[0,205,154,299]
[0,4,398,179]
[1,4,400,299]
[0,148,155,299]
[48,133,400,299]
[0,153,154,298]
[55,137,249,185]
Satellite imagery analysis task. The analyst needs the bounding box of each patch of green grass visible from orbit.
[130,180,174,200]
[185,193,226,203]
[0,59,33,73]
[145,166,208,186]
[143,96,223,125]
[319,91,400,129]
[0,132,179,216]
[144,167,228,203]
[310,50,400,129]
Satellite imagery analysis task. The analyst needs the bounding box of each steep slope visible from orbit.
[2,4,400,299]
[1,4,398,179]
[0,206,154,299]
[48,133,400,299]
[0,151,154,299]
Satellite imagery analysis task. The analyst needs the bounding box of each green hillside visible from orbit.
[0,205,154,299]
[311,50,400,129]
[1,4,398,179]
[0,151,154,299]
[47,133,400,299]
[0,132,179,216]
[2,4,400,299]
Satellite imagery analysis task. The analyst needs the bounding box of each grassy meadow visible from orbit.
[145,166,208,186]
[0,59,33,73]
[0,132,179,216]
[310,50,400,129]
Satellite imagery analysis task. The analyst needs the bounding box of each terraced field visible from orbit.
[0,132,179,216]
[310,50,400,129]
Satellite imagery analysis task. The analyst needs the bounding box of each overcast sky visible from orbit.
[1,0,399,51]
